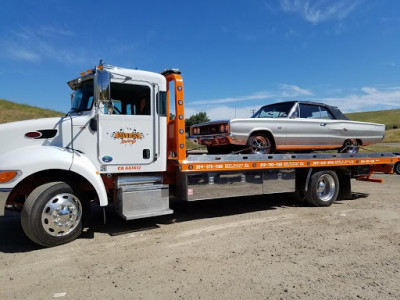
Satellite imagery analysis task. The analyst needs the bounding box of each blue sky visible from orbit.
[0,0,399,120]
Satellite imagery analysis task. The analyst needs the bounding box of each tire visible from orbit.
[247,133,272,154]
[305,170,339,207]
[21,182,85,247]
[394,162,400,175]
[341,139,359,153]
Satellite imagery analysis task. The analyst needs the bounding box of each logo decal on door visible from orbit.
[108,128,144,145]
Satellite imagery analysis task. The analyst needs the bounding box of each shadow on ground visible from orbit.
[0,192,368,253]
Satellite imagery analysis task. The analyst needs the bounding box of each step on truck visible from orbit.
[0,63,399,247]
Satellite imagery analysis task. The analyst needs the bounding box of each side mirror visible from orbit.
[94,70,111,102]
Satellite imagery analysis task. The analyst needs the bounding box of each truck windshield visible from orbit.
[71,80,94,112]
[251,102,294,118]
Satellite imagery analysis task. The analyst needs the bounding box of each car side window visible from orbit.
[320,106,335,119]
[299,104,321,119]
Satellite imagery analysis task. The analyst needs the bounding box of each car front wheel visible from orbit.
[394,161,400,175]
[248,133,272,154]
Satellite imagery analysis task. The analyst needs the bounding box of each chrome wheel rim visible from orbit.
[41,193,82,236]
[316,174,336,202]
[344,139,358,153]
[249,136,271,154]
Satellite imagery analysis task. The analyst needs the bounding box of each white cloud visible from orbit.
[280,0,362,24]
[322,86,400,112]
[185,105,259,121]
[280,84,313,97]
[190,92,272,106]
[186,85,400,120]
[2,25,89,64]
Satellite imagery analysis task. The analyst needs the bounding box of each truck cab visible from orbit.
[67,65,169,173]
[0,64,185,247]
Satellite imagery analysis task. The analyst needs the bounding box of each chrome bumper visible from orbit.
[190,134,238,146]
[0,189,11,216]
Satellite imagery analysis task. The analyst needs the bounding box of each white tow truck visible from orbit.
[0,63,399,247]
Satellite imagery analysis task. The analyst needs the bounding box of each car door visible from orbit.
[286,103,330,149]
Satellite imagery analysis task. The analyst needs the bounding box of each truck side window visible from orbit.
[110,82,151,115]
[157,92,167,116]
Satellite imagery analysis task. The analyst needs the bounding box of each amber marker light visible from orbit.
[0,171,19,183]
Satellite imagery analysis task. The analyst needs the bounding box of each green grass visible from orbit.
[346,109,400,130]
[383,128,400,143]
[360,144,400,153]
[0,99,63,124]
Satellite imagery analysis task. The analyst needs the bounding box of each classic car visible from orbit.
[190,101,385,154]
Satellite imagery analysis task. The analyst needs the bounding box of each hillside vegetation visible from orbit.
[0,99,63,124]
[346,109,400,130]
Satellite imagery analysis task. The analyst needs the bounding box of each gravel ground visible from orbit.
[0,174,399,299]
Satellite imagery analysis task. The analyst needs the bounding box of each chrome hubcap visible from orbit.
[41,193,82,236]
[316,174,335,202]
[249,136,271,154]
[344,139,358,153]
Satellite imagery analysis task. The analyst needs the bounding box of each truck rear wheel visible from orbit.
[21,182,85,247]
[305,170,339,207]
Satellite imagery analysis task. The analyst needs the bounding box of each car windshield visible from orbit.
[251,102,294,118]
[70,79,94,112]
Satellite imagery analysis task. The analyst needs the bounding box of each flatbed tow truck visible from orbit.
[0,63,399,247]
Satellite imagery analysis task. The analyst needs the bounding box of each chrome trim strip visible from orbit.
[0,189,12,217]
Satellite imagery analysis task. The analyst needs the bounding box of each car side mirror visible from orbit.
[290,111,298,119]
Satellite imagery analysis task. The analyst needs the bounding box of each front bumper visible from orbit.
[190,134,241,146]
[0,189,11,216]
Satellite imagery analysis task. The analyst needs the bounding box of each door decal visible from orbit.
[108,127,144,145]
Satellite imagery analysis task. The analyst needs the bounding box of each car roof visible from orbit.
[265,100,337,109]
[261,101,348,120]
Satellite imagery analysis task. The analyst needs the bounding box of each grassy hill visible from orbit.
[0,99,63,124]
[346,109,400,130]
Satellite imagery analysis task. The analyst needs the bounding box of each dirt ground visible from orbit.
[0,174,399,299]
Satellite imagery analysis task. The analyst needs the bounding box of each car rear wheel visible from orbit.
[248,133,272,154]
[341,139,359,153]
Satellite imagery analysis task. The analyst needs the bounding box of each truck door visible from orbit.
[97,80,158,166]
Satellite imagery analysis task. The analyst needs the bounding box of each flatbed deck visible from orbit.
[180,152,400,172]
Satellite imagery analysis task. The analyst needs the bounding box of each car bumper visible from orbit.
[0,189,11,216]
[190,134,240,146]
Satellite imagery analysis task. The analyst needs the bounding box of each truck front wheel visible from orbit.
[305,170,339,207]
[21,182,85,247]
